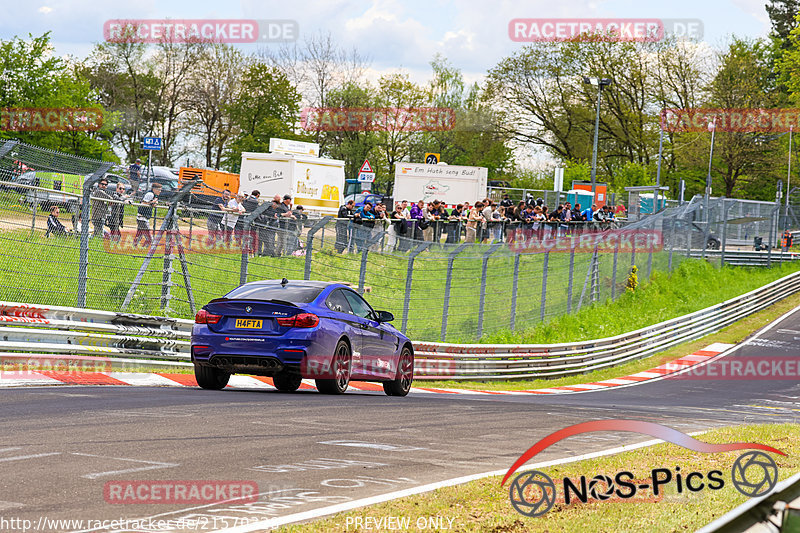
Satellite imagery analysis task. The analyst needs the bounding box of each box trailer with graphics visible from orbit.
[393,163,488,206]
[239,152,344,215]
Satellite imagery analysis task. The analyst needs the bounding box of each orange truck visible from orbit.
[178,167,240,205]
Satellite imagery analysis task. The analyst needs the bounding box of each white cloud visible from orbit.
[38,6,53,14]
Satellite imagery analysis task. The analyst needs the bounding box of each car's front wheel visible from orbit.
[315,340,351,394]
[194,364,230,390]
[273,370,303,392]
[383,346,414,397]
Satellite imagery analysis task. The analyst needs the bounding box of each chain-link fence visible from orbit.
[0,140,796,342]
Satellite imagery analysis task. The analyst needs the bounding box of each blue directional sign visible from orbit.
[142,137,162,151]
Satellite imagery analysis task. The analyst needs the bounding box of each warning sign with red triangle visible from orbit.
[359,159,373,173]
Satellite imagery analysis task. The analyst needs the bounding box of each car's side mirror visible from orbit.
[375,310,394,323]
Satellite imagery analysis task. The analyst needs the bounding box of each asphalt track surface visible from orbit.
[1,305,799,532]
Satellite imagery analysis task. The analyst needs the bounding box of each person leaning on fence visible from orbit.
[352,201,375,253]
[287,204,307,255]
[46,205,69,237]
[423,200,440,241]
[409,200,425,241]
[90,178,112,238]
[133,183,161,247]
[275,194,296,256]
[222,193,246,246]
[206,191,227,245]
[241,190,261,254]
[466,201,483,243]
[128,158,142,193]
[107,182,130,242]
[335,199,355,253]
[446,204,463,243]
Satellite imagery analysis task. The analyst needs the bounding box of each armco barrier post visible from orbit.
[441,243,468,341]
[303,218,329,281]
[540,251,549,321]
[358,232,384,294]
[77,162,112,308]
[567,246,576,313]
[477,243,502,338]
[510,252,521,331]
[401,241,432,335]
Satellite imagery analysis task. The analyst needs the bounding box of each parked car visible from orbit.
[137,166,180,200]
[23,172,133,212]
[344,192,386,208]
[191,279,414,396]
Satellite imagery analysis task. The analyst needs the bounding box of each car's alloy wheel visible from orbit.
[194,364,230,390]
[383,346,413,397]
[316,340,351,394]
[273,370,303,392]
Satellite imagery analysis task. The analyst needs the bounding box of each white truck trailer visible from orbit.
[239,148,345,216]
[393,163,488,206]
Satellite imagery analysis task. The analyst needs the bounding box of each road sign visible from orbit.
[358,172,375,183]
[359,159,373,173]
[142,137,162,151]
[424,153,440,164]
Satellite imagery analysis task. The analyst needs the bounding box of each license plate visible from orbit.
[235,318,262,329]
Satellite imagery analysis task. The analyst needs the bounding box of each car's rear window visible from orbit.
[223,284,324,304]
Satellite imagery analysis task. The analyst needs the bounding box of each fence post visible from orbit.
[667,217,676,271]
[510,252,521,331]
[358,231,384,294]
[441,243,468,341]
[401,241,432,335]
[611,242,619,300]
[477,243,502,339]
[567,246,576,313]
[239,200,276,285]
[303,218,329,281]
[77,162,112,308]
[721,199,733,267]
[767,204,779,267]
[540,251,549,322]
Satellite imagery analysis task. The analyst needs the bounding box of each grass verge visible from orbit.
[420,288,800,391]
[276,423,800,533]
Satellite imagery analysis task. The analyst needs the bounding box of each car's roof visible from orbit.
[242,279,344,289]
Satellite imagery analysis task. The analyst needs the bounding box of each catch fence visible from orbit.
[0,140,797,342]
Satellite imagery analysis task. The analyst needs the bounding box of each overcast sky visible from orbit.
[2,0,775,83]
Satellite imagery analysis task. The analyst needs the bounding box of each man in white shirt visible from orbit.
[222,193,246,246]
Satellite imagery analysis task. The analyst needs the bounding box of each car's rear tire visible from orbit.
[383,346,414,397]
[273,370,302,392]
[315,340,351,395]
[194,364,230,390]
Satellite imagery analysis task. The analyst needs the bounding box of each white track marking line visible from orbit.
[0,452,61,462]
[105,373,180,387]
[227,375,273,389]
[71,453,178,479]
[215,434,706,532]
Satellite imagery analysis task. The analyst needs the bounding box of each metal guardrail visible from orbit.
[0,269,799,380]
[688,249,800,267]
[696,472,800,533]
[413,269,800,380]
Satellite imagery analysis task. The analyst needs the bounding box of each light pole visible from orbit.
[786,125,793,232]
[704,118,717,223]
[583,76,613,203]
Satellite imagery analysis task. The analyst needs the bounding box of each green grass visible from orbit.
[1,208,799,344]
[276,423,800,533]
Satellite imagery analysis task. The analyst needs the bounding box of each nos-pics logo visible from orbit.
[501,420,783,517]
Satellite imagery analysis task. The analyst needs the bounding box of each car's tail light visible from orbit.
[195,309,221,324]
[277,313,319,328]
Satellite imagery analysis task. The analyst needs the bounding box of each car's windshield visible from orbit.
[223,284,324,304]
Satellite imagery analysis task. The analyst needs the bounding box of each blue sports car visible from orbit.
[191,279,414,396]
